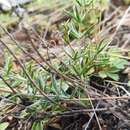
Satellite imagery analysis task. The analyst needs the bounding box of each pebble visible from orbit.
[0,0,32,11]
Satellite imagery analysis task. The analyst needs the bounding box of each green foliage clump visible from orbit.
[62,0,102,43]
[60,42,128,81]
[61,0,128,81]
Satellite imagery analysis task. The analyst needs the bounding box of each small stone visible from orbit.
[0,0,32,11]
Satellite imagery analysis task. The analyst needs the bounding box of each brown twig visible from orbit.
[32,107,115,120]
[0,75,16,94]
[64,96,130,101]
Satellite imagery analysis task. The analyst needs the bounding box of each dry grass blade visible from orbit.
[107,6,130,46]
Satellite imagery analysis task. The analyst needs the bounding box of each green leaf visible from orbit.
[36,75,45,90]
[69,22,82,38]
[110,58,128,69]
[127,81,130,86]
[75,0,82,6]
[32,121,43,130]
[4,56,13,75]
[99,71,107,78]
[72,64,80,75]
[61,82,69,92]
[51,76,59,95]
[20,110,28,118]
[73,6,81,22]
[107,73,119,81]
[0,122,9,130]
